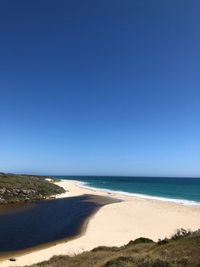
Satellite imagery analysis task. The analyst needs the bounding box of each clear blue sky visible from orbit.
[0,0,200,177]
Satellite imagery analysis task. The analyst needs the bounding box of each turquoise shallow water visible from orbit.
[56,176,200,205]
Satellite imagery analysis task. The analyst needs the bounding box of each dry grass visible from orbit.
[28,230,200,267]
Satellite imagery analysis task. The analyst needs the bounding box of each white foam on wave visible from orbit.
[71,180,200,207]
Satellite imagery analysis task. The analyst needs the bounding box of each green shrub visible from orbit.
[157,238,169,245]
[171,228,192,240]
[127,237,154,246]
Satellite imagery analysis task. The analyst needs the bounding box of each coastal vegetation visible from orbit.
[0,172,65,204]
[29,229,200,267]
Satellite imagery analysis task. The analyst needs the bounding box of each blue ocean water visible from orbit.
[56,176,200,205]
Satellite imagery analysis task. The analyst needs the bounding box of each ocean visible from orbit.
[56,176,200,205]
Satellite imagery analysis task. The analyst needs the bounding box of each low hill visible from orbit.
[0,172,65,204]
[29,229,200,267]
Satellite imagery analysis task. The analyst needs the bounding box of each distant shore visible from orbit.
[1,179,200,267]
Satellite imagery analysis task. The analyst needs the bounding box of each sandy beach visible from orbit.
[1,179,200,267]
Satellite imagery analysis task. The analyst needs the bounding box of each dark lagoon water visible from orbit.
[0,194,115,254]
[56,176,200,205]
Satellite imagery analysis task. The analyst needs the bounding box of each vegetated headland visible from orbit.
[0,172,65,204]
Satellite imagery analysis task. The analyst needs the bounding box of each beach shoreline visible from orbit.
[65,178,200,206]
[1,179,200,267]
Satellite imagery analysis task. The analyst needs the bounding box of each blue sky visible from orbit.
[0,0,200,177]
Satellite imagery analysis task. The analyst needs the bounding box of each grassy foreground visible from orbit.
[0,172,65,204]
[29,229,200,267]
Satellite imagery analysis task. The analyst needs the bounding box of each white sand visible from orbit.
[1,179,200,267]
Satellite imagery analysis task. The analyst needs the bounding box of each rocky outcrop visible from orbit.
[0,188,47,204]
